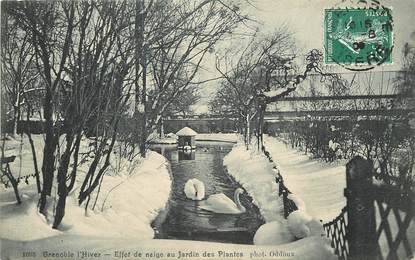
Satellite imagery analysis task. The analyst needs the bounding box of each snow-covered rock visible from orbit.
[253,220,295,245]
[306,219,326,237]
[287,210,312,239]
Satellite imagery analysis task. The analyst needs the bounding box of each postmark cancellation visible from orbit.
[324,7,393,67]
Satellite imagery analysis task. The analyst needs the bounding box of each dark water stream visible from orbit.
[151,142,264,244]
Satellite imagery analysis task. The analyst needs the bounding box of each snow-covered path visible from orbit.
[263,136,346,222]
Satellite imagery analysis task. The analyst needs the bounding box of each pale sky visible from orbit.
[193,0,415,113]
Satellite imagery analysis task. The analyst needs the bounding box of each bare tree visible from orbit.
[1,7,39,136]
[6,0,136,228]
[2,0,250,229]
[214,26,333,148]
[133,0,249,156]
[7,1,77,215]
[214,28,297,147]
[53,1,135,226]
[1,3,42,193]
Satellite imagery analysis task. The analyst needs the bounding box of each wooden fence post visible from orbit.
[345,156,377,260]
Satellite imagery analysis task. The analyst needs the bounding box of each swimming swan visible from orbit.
[199,188,246,214]
[183,148,192,154]
[183,144,192,150]
[184,178,205,200]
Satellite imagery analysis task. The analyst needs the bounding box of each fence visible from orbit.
[323,206,349,259]
[323,156,414,260]
[261,143,414,260]
[261,145,298,218]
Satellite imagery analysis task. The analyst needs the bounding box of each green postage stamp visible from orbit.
[324,8,393,66]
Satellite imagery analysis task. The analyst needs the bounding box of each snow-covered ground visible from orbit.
[1,134,336,260]
[261,136,415,259]
[149,137,178,144]
[0,135,172,242]
[223,140,336,258]
[148,133,238,144]
[196,133,238,143]
[263,136,346,222]
[148,132,178,144]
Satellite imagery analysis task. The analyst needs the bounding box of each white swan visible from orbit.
[183,142,192,151]
[184,178,205,200]
[199,188,246,214]
[183,145,192,154]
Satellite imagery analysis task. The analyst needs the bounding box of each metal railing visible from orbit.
[261,145,298,219]
[323,206,349,260]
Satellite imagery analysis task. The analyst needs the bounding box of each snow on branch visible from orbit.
[261,49,333,104]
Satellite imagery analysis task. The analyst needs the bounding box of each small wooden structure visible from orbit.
[176,127,197,149]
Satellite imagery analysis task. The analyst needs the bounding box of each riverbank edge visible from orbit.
[150,158,174,236]
[223,143,284,223]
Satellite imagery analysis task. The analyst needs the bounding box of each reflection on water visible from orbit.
[178,150,195,160]
[151,142,264,244]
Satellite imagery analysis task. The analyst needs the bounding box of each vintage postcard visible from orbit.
[1,0,414,259]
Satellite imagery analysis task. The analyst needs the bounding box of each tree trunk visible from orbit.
[79,129,117,205]
[257,104,266,151]
[24,102,41,194]
[78,139,114,205]
[246,113,250,149]
[5,164,21,204]
[26,132,41,193]
[52,134,73,229]
[159,117,164,138]
[10,178,21,204]
[67,133,82,193]
[39,89,57,214]
[136,0,147,158]
[52,187,67,228]
[13,93,21,136]
[78,153,101,204]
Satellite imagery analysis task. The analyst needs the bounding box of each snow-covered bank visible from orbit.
[223,142,335,258]
[149,137,178,144]
[263,136,346,222]
[0,135,172,241]
[196,133,237,143]
[148,133,238,144]
[223,144,283,223]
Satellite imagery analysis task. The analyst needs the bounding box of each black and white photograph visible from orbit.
[0,0,414,259]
